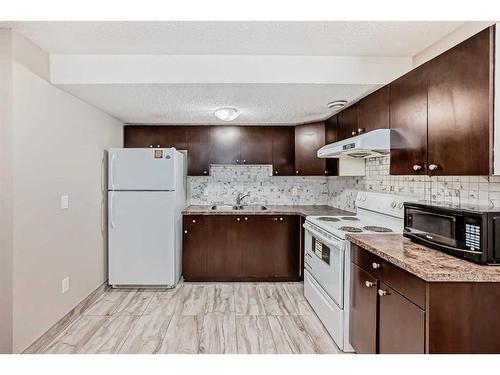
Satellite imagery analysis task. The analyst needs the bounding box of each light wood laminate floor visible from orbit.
[40,282,341,354]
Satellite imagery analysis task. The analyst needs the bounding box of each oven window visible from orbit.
[407,209,456,238]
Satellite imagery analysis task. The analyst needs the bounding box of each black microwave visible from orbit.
[403,202,500,265]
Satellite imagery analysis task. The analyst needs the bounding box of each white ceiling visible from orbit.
[2,21,467,124]
[2,21,464,56]
[59,83,375,124]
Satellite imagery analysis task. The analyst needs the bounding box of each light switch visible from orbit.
[62,277,70,294]
[61,195,69,209]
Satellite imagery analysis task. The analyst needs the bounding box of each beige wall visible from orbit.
[0,30,124,353]
[0,29,14,354]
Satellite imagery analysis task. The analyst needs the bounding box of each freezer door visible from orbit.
[108,191,178,286]
[108,148,175,191]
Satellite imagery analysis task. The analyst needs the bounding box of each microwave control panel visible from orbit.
[465,223,481,250]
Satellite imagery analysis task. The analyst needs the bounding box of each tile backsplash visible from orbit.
[187,157,500,210]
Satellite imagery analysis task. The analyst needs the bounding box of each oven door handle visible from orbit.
[303,222,344,250]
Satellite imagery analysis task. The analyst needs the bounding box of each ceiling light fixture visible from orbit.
[214,107,240,122]
[327,100,348,110]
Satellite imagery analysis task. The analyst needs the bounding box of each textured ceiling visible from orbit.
[1,21,464,56]
[58,83,376,124]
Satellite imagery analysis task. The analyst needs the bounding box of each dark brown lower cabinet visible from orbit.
[350,264,378,354]
[183,214,301,281]
[350,244,500,354]
[378,282,425,354]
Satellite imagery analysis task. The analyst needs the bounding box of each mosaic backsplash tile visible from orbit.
[188,157,500,210]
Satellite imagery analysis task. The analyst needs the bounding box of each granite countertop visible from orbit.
[346,233,500,282]
[183,205,354,217]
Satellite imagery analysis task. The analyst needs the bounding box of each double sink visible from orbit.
[210,205,268,211]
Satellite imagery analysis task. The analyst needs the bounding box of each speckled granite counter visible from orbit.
[183,205,354,217]
[346,233,500,282]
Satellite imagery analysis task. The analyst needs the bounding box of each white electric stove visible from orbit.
[303,191,417,352]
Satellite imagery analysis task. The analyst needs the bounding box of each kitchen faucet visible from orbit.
[236,192,250,206]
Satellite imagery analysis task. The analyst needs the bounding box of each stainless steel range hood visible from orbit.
[317,129,391,159]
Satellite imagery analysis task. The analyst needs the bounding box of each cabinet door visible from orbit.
[240,126,273,164]
[378,282,425,354]
[124,126,159,148]
[156,126,188,150]
[390,66,428,175]
[271,126,295,176]
[358,85,389,133]
[294,122,326,176]
[210,126,241,164]
[242,215,300,280]
[325,115,339,176]
[350,263,378,354]
[182,216,208,281]
[337,104,358,140]
[427,27,493,175]
[186,126,211,176]
[206,216,242,279]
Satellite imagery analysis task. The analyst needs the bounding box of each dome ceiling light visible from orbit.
[214,107,240,122]
[327,100,348,110]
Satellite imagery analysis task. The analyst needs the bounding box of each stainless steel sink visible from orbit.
[210,205,239,211]
[238,205,268,211]
[210,205,268,211]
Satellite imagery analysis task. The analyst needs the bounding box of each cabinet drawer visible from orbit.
[352,244,426,309]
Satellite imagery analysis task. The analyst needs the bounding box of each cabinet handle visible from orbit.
[357,128,365,134]
[365,281,375,288]
[243,160,246,164]
[184,230,188,234]
[325,170,328,174]
[192,219,196,223]
[351,131,357,136]
[296,170,299,174]
[244,217,248,221]
[274,170,279,175]
[279,217,283,221]
[149,145,153,148]
[428,164,439,171]
[412,164,422,171]
[237,217,240,221]
[236,159,240,163]
[156,145,161,148]
[378,289,388,296]
[372,262,380,269]
[203,170,207,174]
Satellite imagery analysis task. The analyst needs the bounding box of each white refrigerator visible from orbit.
[108,148,186,287]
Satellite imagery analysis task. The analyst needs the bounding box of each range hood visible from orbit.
[317,129,391,159]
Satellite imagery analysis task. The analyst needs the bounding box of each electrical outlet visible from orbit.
[61,195,69,209]
[292,187,298,196]
[62,277,70,294]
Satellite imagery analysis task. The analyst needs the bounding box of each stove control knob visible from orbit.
[391,201,397,208]
[357,196,362,201]
[397,202,404,209]
[361,195,366,201]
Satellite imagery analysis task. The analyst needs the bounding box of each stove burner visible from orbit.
[317,217,340,222]
[341,216,359,221]
[339,226,363,233]
[363,226,393,233]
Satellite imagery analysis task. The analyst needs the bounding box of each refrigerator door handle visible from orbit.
[110,192,116,228]
[110,153,116,190]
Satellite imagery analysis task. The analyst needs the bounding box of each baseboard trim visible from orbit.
[22,281,109,354]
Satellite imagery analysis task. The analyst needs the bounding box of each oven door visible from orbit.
[304,223,345,308]
[404,206,462,250]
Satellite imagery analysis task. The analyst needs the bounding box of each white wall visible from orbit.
[413,21,494,67]
[1,30,124,353]
[0,29,14,354]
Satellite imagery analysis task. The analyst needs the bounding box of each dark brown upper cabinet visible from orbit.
[210,126,242,164]
[271,126,295,176]
[338,104,359,140]
[324,115,339,176]
[389,66,429,175]
[294,122,326,176]
[358,85,390,134]
[240,126,274,165]
[124,125,187,150]
[426,27,493,176]
[186,126,211,176]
